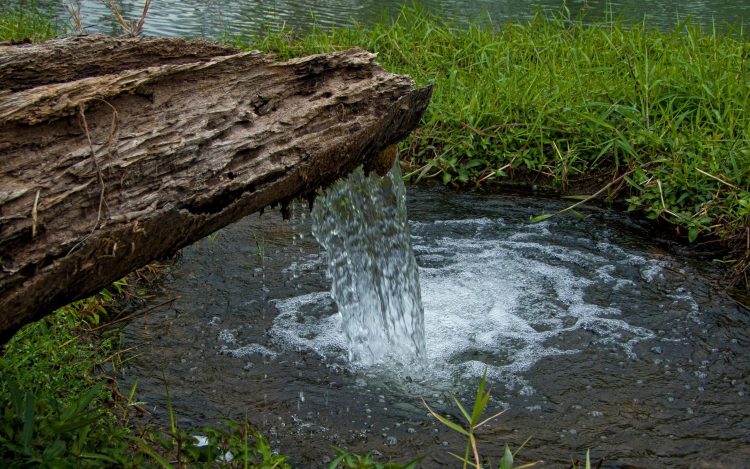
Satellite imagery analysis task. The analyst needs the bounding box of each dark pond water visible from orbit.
[37,0,750,39]
[118,187,750,468]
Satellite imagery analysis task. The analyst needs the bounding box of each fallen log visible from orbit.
[0,35,431,343]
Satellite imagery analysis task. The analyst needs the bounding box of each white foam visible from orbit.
[669,288,702,324]
[236,213,699,394]
[218,329,237,344]
[219,343,277,359]
[270,292,347,356]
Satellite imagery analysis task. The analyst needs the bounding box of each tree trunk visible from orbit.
[0,35,431,343]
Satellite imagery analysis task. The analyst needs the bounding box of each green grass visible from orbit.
[0,279,303,467]
[0,255,299,465]
[232,4,750,283]
[0,2,62,42]
[0,285,136,466]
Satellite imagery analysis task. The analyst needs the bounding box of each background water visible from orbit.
[118,187,750,467]
[33,0,750,39]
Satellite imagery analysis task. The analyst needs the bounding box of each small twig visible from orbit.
[558,166,642,215]
[88,296,179,332]
[135,0,153,36]
[476,155,518,185]
[79,104,106,232]
[68,102,119,255]
[108,0,131,34]
[696,167,738,189]
[63,2,85,33]
[656,179,679,218]
[469,434,481,469]
[100,345,139,364]
[475,408,507,428]
[94,98,120,160]
[552,141,568,192]
[108,0,152,36]
[103,375,152,415]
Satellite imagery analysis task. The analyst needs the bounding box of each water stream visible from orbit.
[310,165,425,366]
[119,172,750,467]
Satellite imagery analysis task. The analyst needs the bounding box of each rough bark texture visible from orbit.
[0,35,431,343]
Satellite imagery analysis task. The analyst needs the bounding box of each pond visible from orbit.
[118,182,750,467]
[39,0,750,39]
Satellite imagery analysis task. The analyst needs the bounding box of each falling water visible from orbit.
[310,164,426,366]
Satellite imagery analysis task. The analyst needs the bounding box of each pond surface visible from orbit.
[41,0,750,38]
[119,187,750,468]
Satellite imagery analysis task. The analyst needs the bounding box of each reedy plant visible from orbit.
[422,370,537,469]
[107,0,152,37]
[423,371,599,469]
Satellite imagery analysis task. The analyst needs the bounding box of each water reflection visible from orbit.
[24,0,750,39]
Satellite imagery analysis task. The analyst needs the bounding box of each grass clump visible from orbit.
[235,4,750,283]
[423,370,536,469]
[0,1,62,43]
[0,285,135,466]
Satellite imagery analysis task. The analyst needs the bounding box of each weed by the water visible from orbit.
[424,371,600,469]
[327,448,422,469]
[0,288,135,466]
[423,370,537,469]
[0,283,295,468]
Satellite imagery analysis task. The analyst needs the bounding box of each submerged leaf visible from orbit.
[530,213,554,223]
[422,398,470,436]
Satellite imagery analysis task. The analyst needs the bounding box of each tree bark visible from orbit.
[0,35,431,343]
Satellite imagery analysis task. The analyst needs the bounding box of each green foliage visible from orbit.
[424,371,601,469]
[0,285,297,468]
[0,289,135,467]
[235,5,750,252]
[327,448,422,469]
[0,1,62,42]
[140,418,292,469]
[0,374,126,467]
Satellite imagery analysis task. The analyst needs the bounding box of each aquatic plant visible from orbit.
[423,370,537,469]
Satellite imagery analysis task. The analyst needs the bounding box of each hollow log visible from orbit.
[0,35,432,343]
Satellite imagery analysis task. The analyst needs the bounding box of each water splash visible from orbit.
[311,164,426,366]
